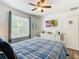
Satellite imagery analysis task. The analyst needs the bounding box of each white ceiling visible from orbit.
[0,0,79,16]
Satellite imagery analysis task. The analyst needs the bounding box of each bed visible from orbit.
[11,37,67,59]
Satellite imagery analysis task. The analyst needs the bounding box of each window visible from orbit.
[11,15,29,39]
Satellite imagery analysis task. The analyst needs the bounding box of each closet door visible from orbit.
[63,15,79,51]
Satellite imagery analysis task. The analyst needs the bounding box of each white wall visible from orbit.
[42,9,79,34]
[0,2,41,42]
[41,14,64,34]
[42,9,79,50]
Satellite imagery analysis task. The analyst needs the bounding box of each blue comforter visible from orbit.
[11,37,67,59]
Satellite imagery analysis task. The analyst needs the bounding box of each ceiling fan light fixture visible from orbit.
[28,0,52,12]
[37,7,42,11]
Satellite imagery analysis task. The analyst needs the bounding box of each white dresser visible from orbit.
[40,32,65,45]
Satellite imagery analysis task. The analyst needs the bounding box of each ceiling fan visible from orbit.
[28,0,52,12]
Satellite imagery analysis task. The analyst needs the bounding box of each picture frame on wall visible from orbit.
[46,20,57,27]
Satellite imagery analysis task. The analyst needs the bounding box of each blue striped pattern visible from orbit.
[12,37,67,59]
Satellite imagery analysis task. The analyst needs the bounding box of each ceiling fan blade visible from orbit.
[28,3,36,6]
[41,9,44,12]
[43,6,52,8]
[40,0,45,3]
[32,8,37,11]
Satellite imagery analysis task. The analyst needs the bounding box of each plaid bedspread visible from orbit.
[11,37,67,59]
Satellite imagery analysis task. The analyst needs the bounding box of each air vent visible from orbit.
[70,7,79,11]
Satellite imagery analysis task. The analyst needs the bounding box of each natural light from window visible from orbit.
[11,15,29,39]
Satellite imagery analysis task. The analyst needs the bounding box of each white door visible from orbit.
[63,15,79,51]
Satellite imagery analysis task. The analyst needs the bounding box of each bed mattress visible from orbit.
[11,37,67,59]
